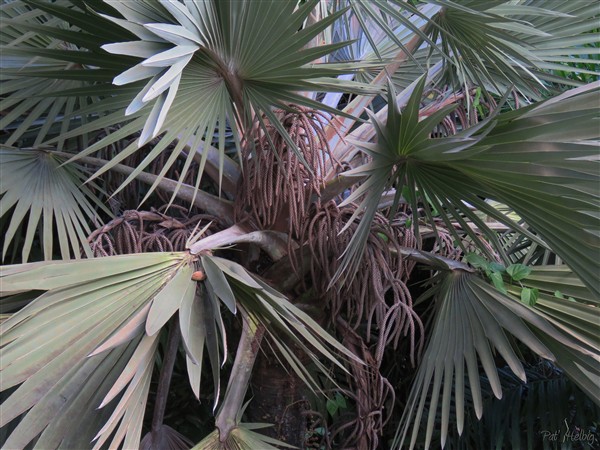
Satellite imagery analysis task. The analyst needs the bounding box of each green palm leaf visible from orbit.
[347,1,598,100]
[0,252,191,449]
[201,255,361,387]
[488,0,600,93]
[523,265,599,305]
[505,266,600,347]
[3,0,380,205]
[338,79,599,296]
[91,334,159,450]
[392,270,599,450]
[427,1,556,95]
[426,364,599,449]
[0,246,360,448]
[425,1,599,97]
[0,0,140,149]
[0,146,110,262]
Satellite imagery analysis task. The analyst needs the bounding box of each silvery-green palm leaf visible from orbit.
[414,363,599,449]
[0,253,194,449]
[481,0,600,93]
[392,270,599,450]
[347,0,598,100]
[0,146,110,262]
[0,0,105,148]
[3,0,380,204]
[328,2,440,91]
[336,77,599,297]
[0,249,357,448]
[513,266,599,349]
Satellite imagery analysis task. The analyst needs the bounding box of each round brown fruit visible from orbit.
[191,270,206,281]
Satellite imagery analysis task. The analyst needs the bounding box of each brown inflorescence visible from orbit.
[235,105,339,241]
[298,201,425,450]
[88,208,219,256]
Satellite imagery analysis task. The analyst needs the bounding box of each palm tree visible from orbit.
[1,1,598,449]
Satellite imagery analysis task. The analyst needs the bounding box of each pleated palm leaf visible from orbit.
[2,0,380,201]
[0,251,357,448]
[0,146,110,262]
[407,363,599,449]
[338,77,599,294]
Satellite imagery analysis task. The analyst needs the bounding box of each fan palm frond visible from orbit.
[507,266,600,347]
[345,1,598,101]
[3,0,380,206]
[392,270,599,450]
[0,252,191,448]
[0,0,102,148]
[336,79,599,296]
[0,242,360,448]
[418,363,599,449]
[0,145,110,262]
[201,254,360,389]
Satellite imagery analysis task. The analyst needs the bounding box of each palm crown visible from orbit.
[1,1,598,449]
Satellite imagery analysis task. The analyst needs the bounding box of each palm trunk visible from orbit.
[245,275,324,447]
[246,337,310,447]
